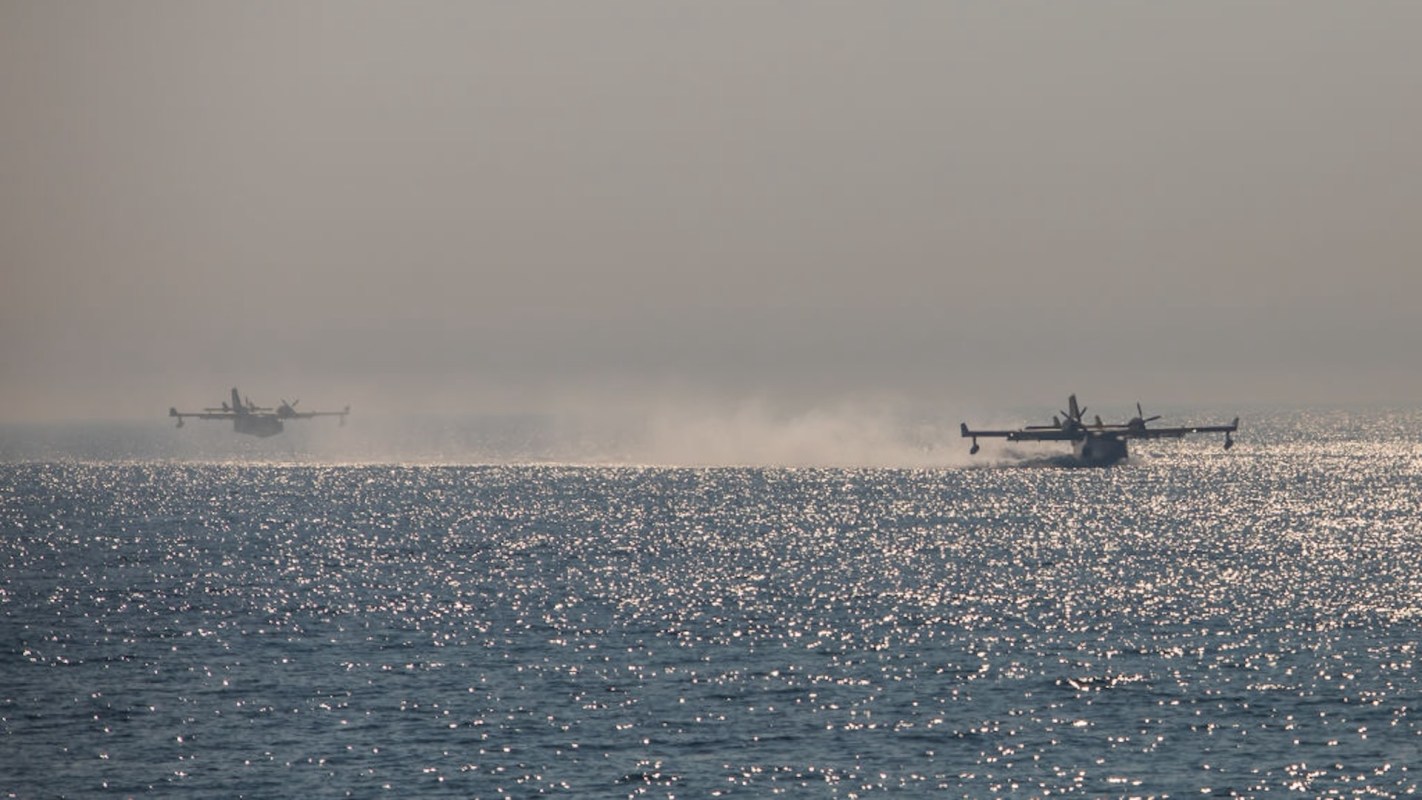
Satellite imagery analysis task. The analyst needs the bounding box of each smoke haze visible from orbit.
[4,2,1421,440]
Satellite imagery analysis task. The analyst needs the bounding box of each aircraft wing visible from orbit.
[170,408,237,421]
[961,423,1080,442]
[1123,418,1239,440]
[280,406,350,420]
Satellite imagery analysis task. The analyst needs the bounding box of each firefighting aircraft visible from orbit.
[961,395,1237,466]
[170,388,349,438]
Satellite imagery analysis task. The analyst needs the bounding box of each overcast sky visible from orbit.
[3,1,1421,423]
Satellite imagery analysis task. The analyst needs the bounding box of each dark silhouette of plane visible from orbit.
[962,395,1236,466]
[170,388,349,438]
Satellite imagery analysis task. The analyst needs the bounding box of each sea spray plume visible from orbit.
[286,392,985,467]
[627,397,972,468]
[295,410,578,465]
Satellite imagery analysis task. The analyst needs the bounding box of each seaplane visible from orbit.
[170,388,349,438]
[961,395,1237,466]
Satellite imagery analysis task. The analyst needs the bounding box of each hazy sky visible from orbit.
[3,1,1421,423]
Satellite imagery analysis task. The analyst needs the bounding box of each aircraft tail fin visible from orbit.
[231,388,244,415]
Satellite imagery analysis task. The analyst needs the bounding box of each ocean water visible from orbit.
[3,410,1422,797]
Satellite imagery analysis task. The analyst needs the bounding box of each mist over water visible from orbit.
[2,395,1281,468]
[2,399,979,467]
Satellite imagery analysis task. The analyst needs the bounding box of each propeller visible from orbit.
[1135,402,1162,424]
[275,398,301,418]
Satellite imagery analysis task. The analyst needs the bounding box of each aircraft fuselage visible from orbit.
[233,415,284,438]
[1073,432,1128,466]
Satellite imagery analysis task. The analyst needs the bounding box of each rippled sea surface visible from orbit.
[5,411,1422,797]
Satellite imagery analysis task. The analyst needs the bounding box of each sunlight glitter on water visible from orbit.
[3,415,1422,795]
